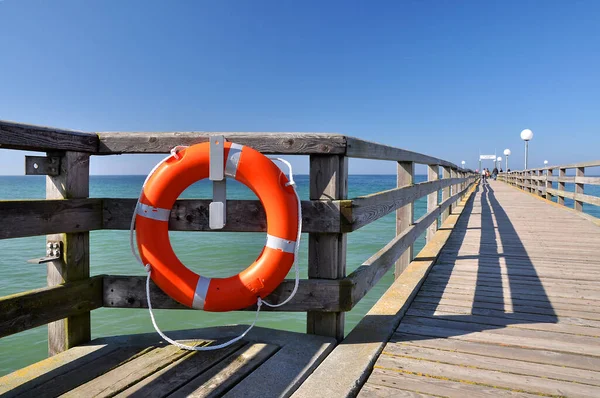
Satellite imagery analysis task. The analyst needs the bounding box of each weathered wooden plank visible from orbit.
[307,155,347,340]
[426,165,439,242]
[62,342,208,397]
[364,369,537,398]
[24,155,61,176]
[400,316,600,355]
[359,382,441,398]
[405,308,600,337]
[394,332,600,372]
[0,199,103,239]
[20,346,155,397]
[0,344,117,396]
[395,161,415,278]
[0,120,98,152]
[374,354,600,397]
[536,159,600,170]
[547,175,600,185]
[441,167,452,223]
[350,177,465,231]
[575,166,585,211]
[171,343,278,397]
[97,132,346,154]
[103,275,350,312]
[46,151,92,356]
[0,275,103,338]
[539,188,600,207]
[411,301,600,329]
[115,342,245,398]
[345,136,459,167]
[103,198,342,233]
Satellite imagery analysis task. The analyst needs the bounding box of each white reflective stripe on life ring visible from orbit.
[265,234,296,254]
[136,203,171,222]
[191,276,212,310]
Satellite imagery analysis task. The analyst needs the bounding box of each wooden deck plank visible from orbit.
[167,343,279,397]
[374,354,600,397]
[361,181,600,396]
[365,369,543,398]
[62,342,209,397]
[114,341,246,398]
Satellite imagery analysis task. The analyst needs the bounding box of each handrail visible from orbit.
[499,160,600,212]
[0,120,477,349]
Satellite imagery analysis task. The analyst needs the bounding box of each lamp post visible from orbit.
[503,148,511,171]
[461,160,466,169]
[544,160,548,176]
[520,129,534,169]
[497,156,502,170]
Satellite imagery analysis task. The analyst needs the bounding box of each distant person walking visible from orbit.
[492,167,498,180]
[481,168,487,183]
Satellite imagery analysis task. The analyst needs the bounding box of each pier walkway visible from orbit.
[360,180,600,397]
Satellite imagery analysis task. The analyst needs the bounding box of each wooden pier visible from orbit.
[1,120,599,397]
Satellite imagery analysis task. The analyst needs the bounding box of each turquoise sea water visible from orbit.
[1,175,599,376]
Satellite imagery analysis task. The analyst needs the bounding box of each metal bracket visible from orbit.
[25,156,61,176]
[209,135,226,230]
[28,241,62,264]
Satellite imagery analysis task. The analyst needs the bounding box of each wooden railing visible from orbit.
[0,120,476,355]
[498,160,600,211]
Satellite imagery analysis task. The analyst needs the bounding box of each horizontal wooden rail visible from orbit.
[0,198,344,239]
[349,177,466,231]
[103,275,351,312]
[0,199,103,240]
[345,180,475,306]
[345,137,459,167]
[97,132,347,155]
[546,188,600,207]
[103,198,345,233]
[0,276,103,339]
[0,120,98,152]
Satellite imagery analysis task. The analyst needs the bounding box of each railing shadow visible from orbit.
[392,180,557,342]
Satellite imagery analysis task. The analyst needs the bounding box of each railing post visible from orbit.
[450,168,458,214]
[307,155,347,341]
[426,165,439,242]
[537,169,543,196]
[46,151,91,356]
[575,167,585,211]
[546,168,553,200]
[558,168,566,205]
[395,161,415,278]
[441,166,451,223]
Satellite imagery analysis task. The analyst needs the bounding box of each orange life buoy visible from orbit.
[135,142,299,312]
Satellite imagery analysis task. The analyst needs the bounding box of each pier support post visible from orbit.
[395,161,414,278]
[450,169,458,214]
[575,167,585,211]
[46,151,91,356]
[546,169,553,200]
[426,165,439,243]
[441,166,451,223]
[307,155,347,341]
[558,168,566,205]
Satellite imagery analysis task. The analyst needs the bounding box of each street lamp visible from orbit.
[497,156,502,170]
[461,160,466,169]
[520,129,534,169]
[503,148,511,171]
[544,160,548,175]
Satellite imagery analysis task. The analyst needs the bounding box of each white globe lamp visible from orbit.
[503,148,511,171]
[520,129,533,169]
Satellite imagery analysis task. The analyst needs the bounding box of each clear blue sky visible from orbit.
[1,0,598,175]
